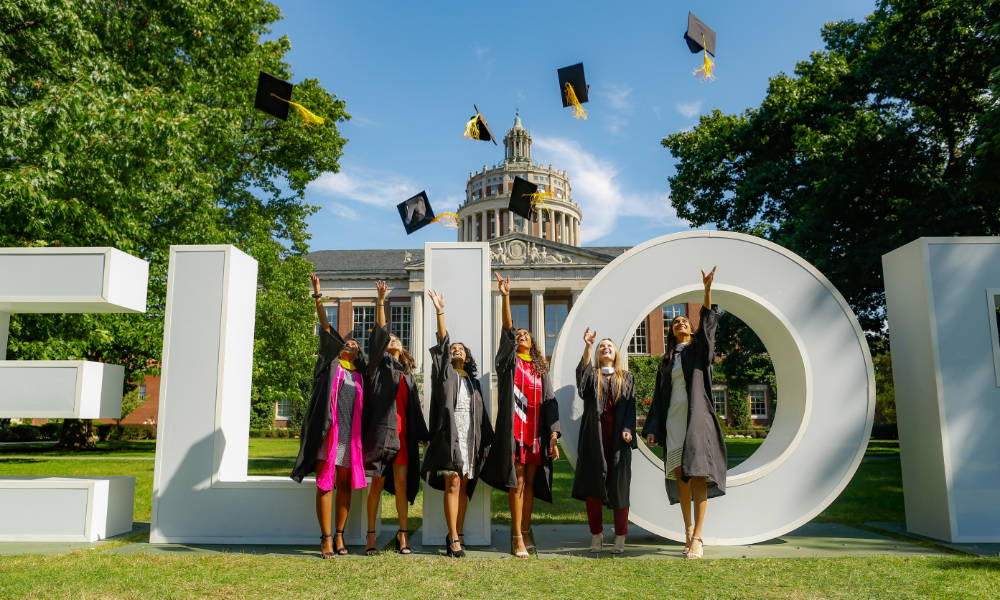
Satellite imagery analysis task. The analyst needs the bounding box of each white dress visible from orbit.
[664,342,689,480]
[439,375,474,478]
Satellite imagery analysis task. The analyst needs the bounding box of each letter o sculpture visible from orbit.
[552,231,875,544]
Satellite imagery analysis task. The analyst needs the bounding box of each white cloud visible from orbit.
[675,100,703,119]
[606,115,628,137]
[474,45,489,59]
[601,85,632,111]
[308,166,418,217]
[533,136,685,242]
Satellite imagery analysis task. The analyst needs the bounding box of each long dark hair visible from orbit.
[658,315,692,374]
[387,334,416,374]
[515,328,549,376]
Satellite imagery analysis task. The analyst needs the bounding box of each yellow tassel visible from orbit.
[693,34,715,81]
[270,92,326,127]
[463,114,480,140]
[526,191,554,217]
[563,82,588,120]
[430,212,460,228]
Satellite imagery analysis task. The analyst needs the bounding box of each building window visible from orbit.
[544,302,568,356]
[352,305,375,349]
[510,301,530,332]
[712,386,727,419]
[628,319,648,355]
[662,303,686,340]
[138,385,147,400]
[275,398,291,420]
[390,304,411,350]
[315,305,337,335]
[749,386,768,419]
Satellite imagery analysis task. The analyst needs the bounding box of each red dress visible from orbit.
[393,374,409,466]
[513,356,542,465]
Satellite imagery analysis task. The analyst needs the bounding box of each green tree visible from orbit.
[714,312,774,430]
[663,0,999,335]
[1,0,348,445]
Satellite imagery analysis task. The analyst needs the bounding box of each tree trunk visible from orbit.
[58,418,97,450]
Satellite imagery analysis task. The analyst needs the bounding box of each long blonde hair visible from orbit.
[593,338,627,404]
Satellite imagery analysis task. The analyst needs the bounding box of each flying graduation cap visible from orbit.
[397,191,458,234]
[508,176,552,220]
[557,63,589,120]
[683,12,716,80]
[254,71,326,127]
[463,105,498,145]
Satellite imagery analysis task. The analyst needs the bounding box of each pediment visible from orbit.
[488,233,615,267]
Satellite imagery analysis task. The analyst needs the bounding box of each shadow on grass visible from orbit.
[929,557,1000,571]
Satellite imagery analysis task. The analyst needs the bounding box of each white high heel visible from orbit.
[611,535,625,554]
[589,533,603,553]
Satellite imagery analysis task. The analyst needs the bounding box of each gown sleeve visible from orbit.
[316,327,346,377]
[542,372,560,438]
[366,324,391,381]
[623,373,638,448]
[575,356,596,404]
[641,365,666,444]
[495,326,517,375]
[696,304,720,364]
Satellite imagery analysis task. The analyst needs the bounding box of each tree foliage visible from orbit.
[663,0,999,335]
[714,312,774,430]
[1,0,348,442]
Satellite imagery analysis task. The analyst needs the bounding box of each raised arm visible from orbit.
[310,273,330,334]
[428,289,446,341]
[375,280,388,328]
[702,266,716,309]
[495,272,512,330]
[580,327,596,365]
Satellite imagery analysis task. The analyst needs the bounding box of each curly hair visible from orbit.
[515,328,548,376]
[452,342,478,378]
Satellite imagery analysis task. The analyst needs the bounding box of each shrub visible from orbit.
[40,422,62,440]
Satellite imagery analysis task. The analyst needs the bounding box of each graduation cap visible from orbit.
[683,13,716,80]
[254,71,326,126]
[397,191,459,234]
[463,105,498,145]
[557,63,588,120]
[508,176,553,220]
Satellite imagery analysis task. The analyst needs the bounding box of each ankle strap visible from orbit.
[335,529,344,534]
[367,530,375,533]
[397,529,409,533]
[320,534,332,539]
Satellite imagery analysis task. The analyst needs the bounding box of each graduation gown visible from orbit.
[291,327,368,484]
[361,325,429,505]
[571,359,637,510]
[480,327,561,503]
[641,305,727,504]
[420,332,495,497]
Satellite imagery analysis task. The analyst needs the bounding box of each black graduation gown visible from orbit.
[361,325,430,505]
[641,305,727,504]
[480,327,561,503]
[420,332,495,497]
[291,327,368,483]
[571,359,637,510]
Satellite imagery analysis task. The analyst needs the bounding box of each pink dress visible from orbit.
[315,364,367,491]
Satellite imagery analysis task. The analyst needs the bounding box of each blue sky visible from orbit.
[269,0,877,251]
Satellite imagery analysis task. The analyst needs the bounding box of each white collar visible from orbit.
[600,366,614,375]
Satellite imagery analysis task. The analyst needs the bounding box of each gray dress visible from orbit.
[334,374,358,467]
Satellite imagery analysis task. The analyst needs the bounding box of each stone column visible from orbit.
[492,209,499,240]
[575,219,581,245]
[458,220,464,242]
[410,291,423,370]
[506,210,514,234]
[531,290,546,355]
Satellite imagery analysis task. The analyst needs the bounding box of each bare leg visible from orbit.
[522,463,537,549]
[456,476,469,547]
[366,475,384,551]
[334,467,352,552]
[691,476,708,538]
[315,460,333,556]
[392,463,410,550]
[443,473,461,552]
[675,467,693,551]
[508,463,528,555]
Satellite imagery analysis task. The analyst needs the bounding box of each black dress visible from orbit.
[571,359,637,510]
[291,327,368,483]
[480,327,561,503]
[361,325,429,505]
[641,305,727,504]
[419,332,494,497]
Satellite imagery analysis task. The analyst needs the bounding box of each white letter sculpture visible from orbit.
[552,231,875,545]
[883,237,1000,543]
[0,247,147,541]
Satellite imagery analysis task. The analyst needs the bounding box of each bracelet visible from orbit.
[437,312,444,315]
[311,293,323,299]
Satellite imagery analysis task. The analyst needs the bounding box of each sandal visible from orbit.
[686,536,704,560]
[511,534,529,559]
[682,526,694,556]
[589,533,603,553]
[365,529,378,556]
[334,529,348,555]
[523,528,536,552]
[611,534,626,554]
[319,533,335,559]
[394,529,413,555]
[446,536,465,558]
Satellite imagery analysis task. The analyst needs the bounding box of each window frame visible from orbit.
[748,385,768,419]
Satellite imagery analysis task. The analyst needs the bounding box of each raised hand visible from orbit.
[549,436,560,460]
[309,272,321,296]
[375,280,388,303]
[702,266,717,290]
[583,327,597,345]
[428,289,445,313]
[494,272,510,296]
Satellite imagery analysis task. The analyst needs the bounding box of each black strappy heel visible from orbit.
[394,529,413,554]
[365,529,378,556]
[334,529,348,555]
[319,533,335,559]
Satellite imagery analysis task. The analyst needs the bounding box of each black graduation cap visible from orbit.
[507,176,537,220]
[465,104,498,145]
[684,12,716,57]
[397,191,436,234]
[254,71,294,120]
[557,63,589,106]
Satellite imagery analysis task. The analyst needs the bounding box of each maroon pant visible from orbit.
[585,496,628,535]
